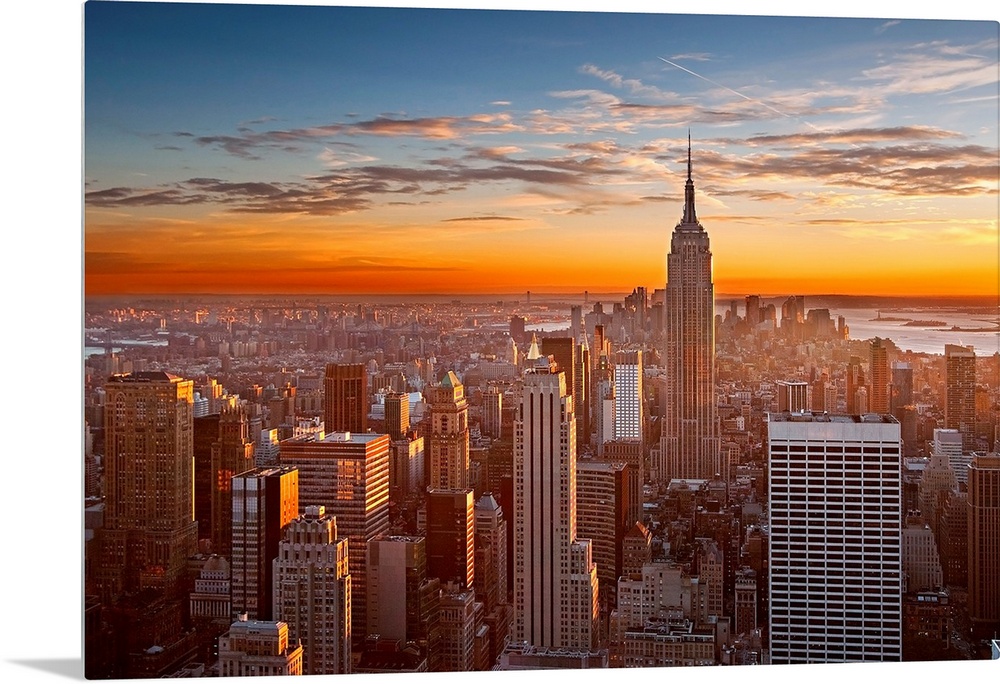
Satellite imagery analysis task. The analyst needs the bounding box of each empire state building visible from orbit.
[659,136,720,481]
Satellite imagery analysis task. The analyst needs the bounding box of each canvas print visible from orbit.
[82,1,1000,679]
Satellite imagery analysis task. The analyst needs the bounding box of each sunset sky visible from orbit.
[83,1,999,297]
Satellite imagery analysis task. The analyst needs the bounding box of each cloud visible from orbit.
[860,43,999,96]
[580,64,679,101]
[698,141,998,197]
[185,113,526,159]
[668,53,713,62]
[440,215,525,222]
[875,20,900,35]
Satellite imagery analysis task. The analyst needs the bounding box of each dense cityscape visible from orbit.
[82,148,1000,677]
[72,4,1000,681]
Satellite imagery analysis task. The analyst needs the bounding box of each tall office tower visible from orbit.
[509,315,527,346]
[218,619,304,677]
[775,380,808,414]
[934,427,968,485]
[744,295,761,328]
[576,459,630,603]
[768,413,902,663]
[890,362,913,416]
[780,295,805,338]
[594,354,615,456]
[231,466,299,621]
[279,431,390,642]
[323,363,368,433]
[661,137,720,481]
[570,304,583,339]
[613,350,643,444]
[482,385,503,439]
[939,490,969,586]
[869,337,890,414]
[211,403,255,557]
[967,451,1000,636]
[95,372,199,602]
[846,356,865,415]
[575,336,591,447]
[427,488,475,590]
[273,506,351,675]
[384,391,410,441]
[475,493,509,610]
[194,413,222,542]
[428,371,470,490]
[390,435,425,499]
[438,583,481,671]
[540,337,578,416]
[592,324,608,367]
[602,440,644,528]
[513,363,599,649]
[920,429,960,533]
[367,535,442,670]
[945,344,976,448]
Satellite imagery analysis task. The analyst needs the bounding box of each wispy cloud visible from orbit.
[875,20,900,35]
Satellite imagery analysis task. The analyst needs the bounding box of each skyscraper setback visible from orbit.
[660,137,719,481]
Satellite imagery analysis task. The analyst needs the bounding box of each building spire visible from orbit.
[682,130,698,225]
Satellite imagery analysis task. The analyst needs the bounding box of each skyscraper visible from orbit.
[612,350,643,444]
[846,355,866,415]
[95,371,199,602]
[211,402,256,557]
[323,363,368,433]
[384,390,410,441]
[366,535,442,670]
[869,337,890,414]
[945,344,976,449]
[279,430,390,641]
[513,361,598,649]
[661,136,720,481]
[231,466,300,621]
[426,488,475,590]
[768,412,902,663]
[967,451,1000,637]
[428,371,470,490]
[272,505,351,675]
[576,459,630,602]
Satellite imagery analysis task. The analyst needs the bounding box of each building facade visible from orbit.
[428,371,470,490]
[272,506,351,675]
[231,466,300,621]
[768,412,902,663]
[95,372,199,602]
[513,362,599,649]
[660,137,720,481]
[279,430,390,642]
[967,451,1000,636]
[323,363,368,433]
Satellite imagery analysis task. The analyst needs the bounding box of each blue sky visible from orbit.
[79,2,999,295]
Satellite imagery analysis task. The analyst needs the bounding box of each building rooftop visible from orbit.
[768,411,898,424]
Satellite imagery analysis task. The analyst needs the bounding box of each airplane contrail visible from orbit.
[658,56,823,132]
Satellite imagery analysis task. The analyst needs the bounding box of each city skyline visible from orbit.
[84,2,999,297]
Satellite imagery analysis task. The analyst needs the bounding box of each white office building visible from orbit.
[768,412,902,663]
